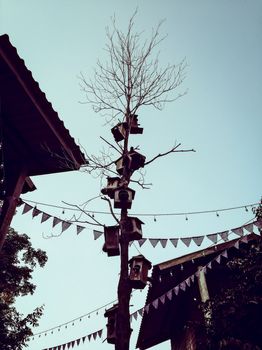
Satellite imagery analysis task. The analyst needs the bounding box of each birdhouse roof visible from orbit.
[128,254,151,267]
[128,216,144,225]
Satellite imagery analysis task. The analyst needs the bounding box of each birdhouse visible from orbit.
[122,216,144,241]
[111,122,128,142]
[129,114,143,135]
[101,177,121,198]
[129,255,152,289]
[115,149,146,175]
[113,187,135,209]
[104,304,118,344]
[103,225,120,257]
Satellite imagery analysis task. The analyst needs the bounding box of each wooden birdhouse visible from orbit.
[103,225,120,257]
[129,255,152,289]
[122,216,144,241]
[104,304,118,344]
[115,149,146,175]
[113,187,135,209]
[111,122,128,142]
[101,177,121,198]
[129,114,143,135]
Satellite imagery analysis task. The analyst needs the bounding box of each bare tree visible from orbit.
[79,11,194,350]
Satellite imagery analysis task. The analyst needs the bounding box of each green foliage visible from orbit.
[0,228,48,350]
[203,238,262,349]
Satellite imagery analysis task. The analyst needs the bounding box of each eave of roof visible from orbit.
[0,34,86,176]
[136,232,261,349]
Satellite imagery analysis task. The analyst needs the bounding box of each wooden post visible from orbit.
[0,170,27,251]
[197,266,211,326]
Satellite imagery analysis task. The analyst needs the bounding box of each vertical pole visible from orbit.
[197,266,211,326]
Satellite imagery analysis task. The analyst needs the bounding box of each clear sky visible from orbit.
[1,1,262,349]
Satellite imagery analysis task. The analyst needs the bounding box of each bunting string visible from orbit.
[18,200,260,248]
[41,328,104,350]
[93,220,261,249]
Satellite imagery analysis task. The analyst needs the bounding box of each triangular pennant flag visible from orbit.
[58,345,61,350]
[180,237,192,247]
[63,345,66,350]
[61,221,72,233]
[138,238,146,247]
[243,223,254,233]
[159,239,168,248]
[202,266,207,274]
[67,342,71,349]
[206,233,218,244]
[145,304,150,313]
[190,274,195,283]
[160,294,166,304]
[32,207,41,218]
[22,203,33,215]
[82,336,86,343]
[219,231,229,242]
[185,277,191,287]
[88,334,92,341]
[76,225,85,235]
[221,250,228,258]
[180,281,186,291]
[195,270,200,277]
[53,217,61,228]
[166,290,173,300]
[98,329,103,338]
[207,261,212,269]
[41,212,51,223]
[234,240,240,249]
[254,220,262,229]
[149,239,159,248]
[93,332,97,340]
[173,286,179,295]
[133,311,138,320]
[192,236,205,246]
[241,235,248,244]
[93,230,103,240]
[76,339,81,346]
[232,227,244,237]
[71,340,75,348]
[138,308,143,317]
[152,299,159,309]
[169,238,178,248]
[215,255,221,264]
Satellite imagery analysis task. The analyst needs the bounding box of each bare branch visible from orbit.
[101,196,120,224]
[145,143,196,166]
[100,136,123,155]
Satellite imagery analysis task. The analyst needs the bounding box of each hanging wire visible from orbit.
[22,198,259,219]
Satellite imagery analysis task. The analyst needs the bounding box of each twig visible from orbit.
[100,136,123,155]
[145,144,195,166]
[101,196,120,224]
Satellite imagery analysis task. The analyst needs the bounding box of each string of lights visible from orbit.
[31,298,118,337]
[22,198,259,218]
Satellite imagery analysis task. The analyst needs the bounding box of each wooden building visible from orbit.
[136,232,261,350]
[0,34,86,250]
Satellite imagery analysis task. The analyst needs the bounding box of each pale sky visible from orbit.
[1,1,262,349]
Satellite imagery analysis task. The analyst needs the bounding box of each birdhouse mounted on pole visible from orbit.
[122,216,144,241]
[111,115,143,143]
[129,255,152,289]
[113,187,135,209]
[101,177,121,199]
[115,149,146,175]
[103,225,120,257]
[104,304,118,344]
[128,114,143,135]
